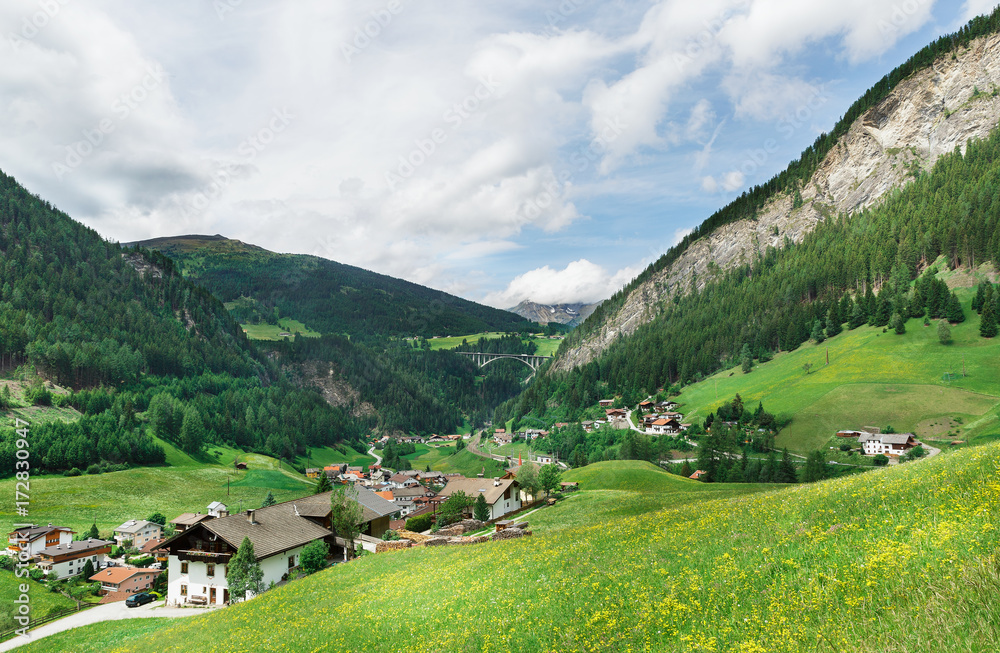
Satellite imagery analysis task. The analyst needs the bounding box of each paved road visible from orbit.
[368,444,382,467]
[1,600,210,652]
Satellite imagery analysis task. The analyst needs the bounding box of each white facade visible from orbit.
[167,545,307,606]
[488,490,521,520]
[7,528,73,559]
[40,552,106,580]
[115,521,163,548]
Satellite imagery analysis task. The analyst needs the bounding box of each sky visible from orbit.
[1,0,997,309]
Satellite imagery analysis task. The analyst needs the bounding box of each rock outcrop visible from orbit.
[554,34,1000,372]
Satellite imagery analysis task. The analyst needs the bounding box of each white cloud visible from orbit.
[483,259,641,307]
[962,0,1000,22]
[671,226,695,246]
[702,170,746,193]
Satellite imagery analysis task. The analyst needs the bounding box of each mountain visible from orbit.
[507,300,601,327]
[494,15,1000,446]
[129,235,539,338]
[555,13,1000,372]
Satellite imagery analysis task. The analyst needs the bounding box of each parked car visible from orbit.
[125,592,155,608]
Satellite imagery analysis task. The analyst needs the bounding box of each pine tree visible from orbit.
[892,312,906,335]
[937,320,952,344]
[179,407,205,454]
[849,299,867,330]
[825,306,842,337]
[972,282,987,313]
[473,493,490,522]
[980,298,999,338]
[86,523,99,539]
[777,448,797,483]
[227,536,264,602]
[740,343,753,374]
[315,474,332,494]
[260,491,276,508]
[945,291,965,323]
[810,319,826,344]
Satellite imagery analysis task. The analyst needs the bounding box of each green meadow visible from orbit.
[425,332,563,357]
[293,443,375,470]
[0,572,78,636]
[674,287,1000,452]
[238,318,321,341]
[0,439,316,535]
[24,447,1000,652]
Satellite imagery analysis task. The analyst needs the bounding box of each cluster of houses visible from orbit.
[836,430,920,457]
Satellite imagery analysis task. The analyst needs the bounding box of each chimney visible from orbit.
[48,523,53,528]
[493,477,500,487]
[247,509,255,524]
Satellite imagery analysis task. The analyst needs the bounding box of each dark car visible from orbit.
[125,592,155,608]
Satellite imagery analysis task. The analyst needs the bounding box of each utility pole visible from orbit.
[826,348,830,366]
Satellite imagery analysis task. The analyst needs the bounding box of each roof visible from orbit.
[389,473,413,484]
[8,525,73,542]
[139,538,167,554]
[438,477,518,506]
[90,567,161,585]
[197,504,334,560]
[170,513,212,527]
[38,539,113,558]
[375,491,394,501]
[207,502,227,511]
[114,520,159,534]
[392,486,425,499]
[858,433,915,445]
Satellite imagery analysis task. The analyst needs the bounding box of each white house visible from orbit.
[36,539,113,580]
[207,502,229,518]
[858,433,918,456]
[161,488,398,606]
[437,477,522,521]
[114,520,163,548]
[6,525,74,561]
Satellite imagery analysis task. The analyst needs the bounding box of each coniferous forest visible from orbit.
[497,123,1000,427]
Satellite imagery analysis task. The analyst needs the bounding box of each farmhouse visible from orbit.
[170,512,213,533]
[438,476,521,521]
[858,432,918,456]
[6,524,74,560]
[114,520,163,548]
[90,567,161,602]
[647,418,681,435]
[599,399,614,408]
[305,468,321,478]
[37,539,113,580]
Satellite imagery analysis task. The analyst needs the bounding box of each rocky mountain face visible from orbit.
[509,300,601,326]
[554,33,1000,373]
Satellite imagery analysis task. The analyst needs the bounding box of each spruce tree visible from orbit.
[260,491,276,508]
[825,306,842,337]
[892,312,906,335]
[937,320,952,344]
[980,298,999,338]
[315,473,332,494]
[473,493,490,522]
[810,319,826,344]
[740,343,753,374]
[945,291,965,323]
[227,537,264,602]
[972,282,986,313]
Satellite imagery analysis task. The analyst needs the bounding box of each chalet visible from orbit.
[494,428,506,434]
[324,463,348,479]
[90,567,161,601]
[139,538,169,566]
[553,423,569,429]
[207,502,229,518]
[582,421,596,433]
[599,399,614,408]
[535,454,555,465]
[559,481,580,492]
[648,418,681,435]
[170,513,213,533]
[234,461,248,470]
[419,470,444,482]
[36,539,112,579]
[858,433,918,457]
[113,520,163,548]
[162,488,398,606]
[7,525,74,560]
[658,401,679,411]
[689,470,708,480]
[397,435,422,444]
[388,473,420,489]
[605,408,627,420]
[305,468,321,479]
[638,400,655,410]
[425,435,446,443]
[438,477,521,520]
[391,486,426,503]
[494,432,513,445]
[836,430,868,439]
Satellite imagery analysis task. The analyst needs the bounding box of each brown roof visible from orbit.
[38,539,113,559]
[139,538,167,554]
[437,477,518,506]
[90,567,161,585]
[197,504,333,560]
[170,513,212,527]
[8,525,74,542]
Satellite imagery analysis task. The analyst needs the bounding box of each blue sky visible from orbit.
[0,0,996,308]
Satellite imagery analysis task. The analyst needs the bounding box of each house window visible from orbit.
[207,563,215,578]
[180,585,187,596]
[181,562,189,574]
[288,555,295,569]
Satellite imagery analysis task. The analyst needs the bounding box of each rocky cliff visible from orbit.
[554,34,1000,372]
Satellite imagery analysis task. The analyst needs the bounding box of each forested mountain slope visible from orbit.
[131,235,538,337]
[556,11,1000,372]
[0,172,362,474]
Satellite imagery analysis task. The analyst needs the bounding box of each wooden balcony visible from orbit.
[175,549,232,563]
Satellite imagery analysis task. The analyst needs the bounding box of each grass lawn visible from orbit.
[402,443,458,470]
[0,572,78,637]
[674,288,1000,452]
[0,439,316,535]
[419,448,507,478]
[240,318,320,341]
[293,444,375,471]
[426,332,562,357]
[43,445,1000,653]
[11,618,172,652]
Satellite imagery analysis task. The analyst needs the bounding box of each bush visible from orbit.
[299,540,329,575]
[839,444,852,452]
[381,530,401,541]
[128,555,155,568]
[63,467,82,477]
[873,454,890,467]
[86,464,101,475]
[405,514,433,532]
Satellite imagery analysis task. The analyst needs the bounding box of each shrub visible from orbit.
[839,444,852,452]
[381,530,401,541]
[405,513,433,532]
[86,464,101,475]
[873,454,890,467]
[63,467,82,477]
[299,540,329,575]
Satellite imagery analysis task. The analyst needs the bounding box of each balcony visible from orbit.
[176,549,232,563]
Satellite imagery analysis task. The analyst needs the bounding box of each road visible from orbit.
[467,433,568,469]
[367,444,382,467]
[0,600,209,652]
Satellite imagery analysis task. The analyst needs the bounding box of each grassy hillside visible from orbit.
[0,439,315,534]
[31,446,1000,652]
[672,283,1000,452]
[293,443,375,471]
[0,572,77,635]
